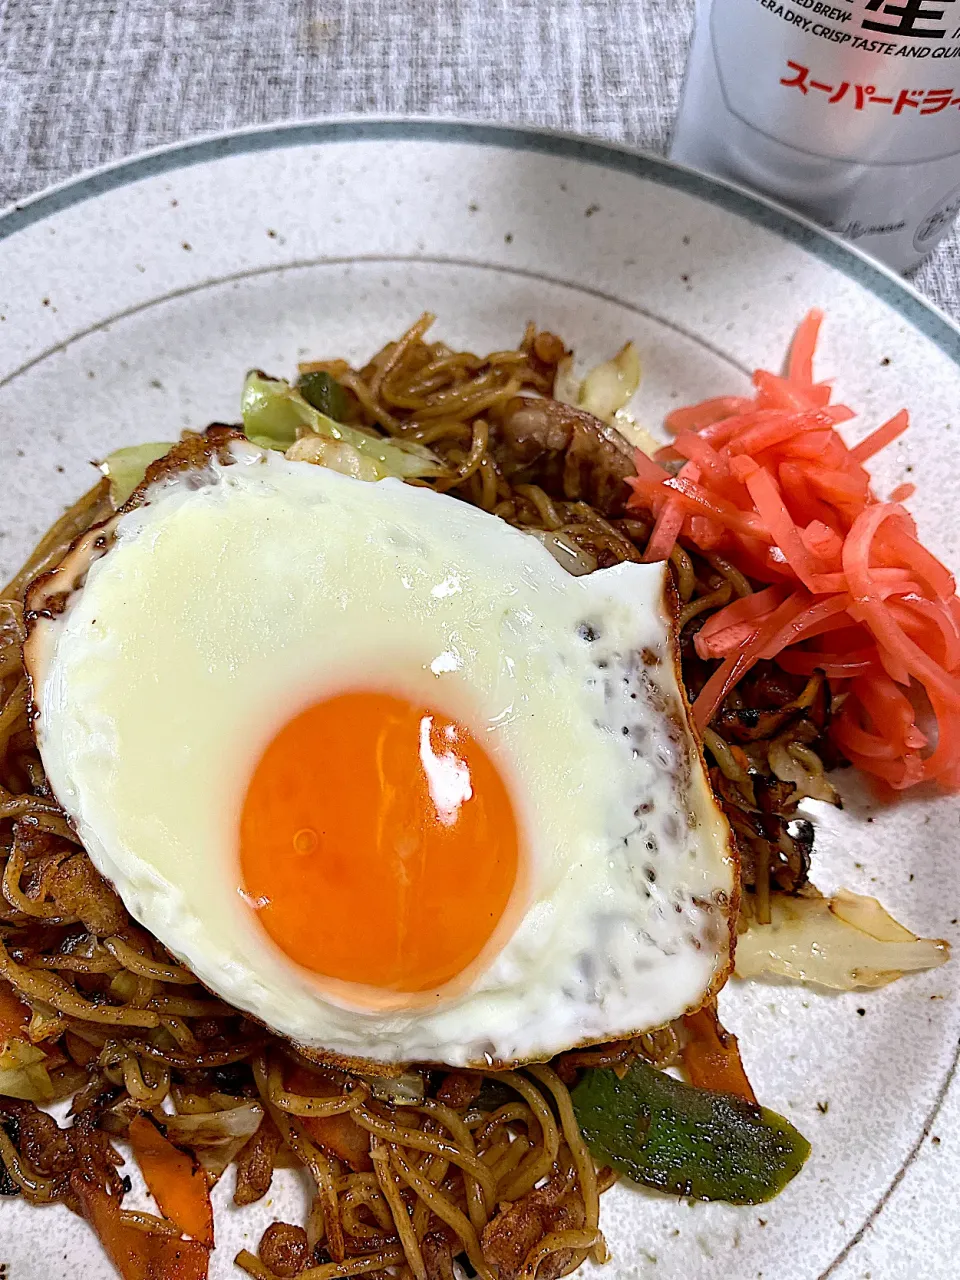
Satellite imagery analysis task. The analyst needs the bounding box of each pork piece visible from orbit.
[47,855,126,937]
[495,398,635,515]
[480,1170,587,1280]
[434,1071,482,1110]
[234,1114,283,1206]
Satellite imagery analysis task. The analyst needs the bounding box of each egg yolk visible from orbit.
[238,691,520,993]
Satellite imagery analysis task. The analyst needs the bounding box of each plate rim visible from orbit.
[2,114,960,363]
[2,113,958,1280]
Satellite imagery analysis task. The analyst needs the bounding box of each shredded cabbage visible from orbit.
[555,344,641,421]
[160,1100,264,1147]
[0,1038,53,1101]
[99,442,172,506]
[610,412,662,459]
[0,1065,53,1102]
[361,1071,427,1104]
[555,344,660,456]
[579,343,641,421]
[285,433,383,481]
[241,372,446,481]
[735,888,950,990]
[159,1100,265,1180]
[767,736,839,805]
[552,356,582,409]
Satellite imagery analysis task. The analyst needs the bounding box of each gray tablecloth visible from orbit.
[2,0,959,316]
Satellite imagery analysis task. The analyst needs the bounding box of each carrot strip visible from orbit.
[730,455,759,483]
[853,673,927,752]
[729,410,825,456]
[831,703,900,760]
[876,522,956,601]
[801,521,844,567]
[681,1007,757,1104]
[843,504,960,702]
[917,690,960,784]
[695,585,786,656]
[860,599,960,704]
[795,463,869,505]
[658,477,772,540]
[778,462,843,530]
[688,514,725,548]
[128,1115,214,1247]
[832,696,926,788]
[777,428,835,459]
[698,408,789,448]
[631,449,671,484]
[670,430,727,474]
[756,594,851,659]
[0,979,30,1040]
[71,1173,209,1280]
[697,619,769,660]
[754,369,818,412]
[284,1067,372,1171]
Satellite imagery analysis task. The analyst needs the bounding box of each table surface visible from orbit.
[3,0,960,319]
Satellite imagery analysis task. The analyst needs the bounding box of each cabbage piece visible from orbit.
[161,1100,265,1182]
[297,369,350,420]
[767,736,838,806]
[0,1039,53,1101]
[161,1099,264,1147]
[285,434,383,481]
[361,1071,426,1105]
[241,371,445,480]
[99,442,172,507]
[552,356,582,409]
[0,1037,48,1071]
[610,412,662,459]
[0,1065,53,1102]
[579,342,641,421]
[735,889,950,990]
[555,345,659,457]
[555,344,641,422]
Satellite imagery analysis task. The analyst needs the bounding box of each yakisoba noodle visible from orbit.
[0,318,827,1277]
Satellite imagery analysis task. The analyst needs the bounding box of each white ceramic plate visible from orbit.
[1,120,958,1280]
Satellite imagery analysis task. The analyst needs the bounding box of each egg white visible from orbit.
[26,440,735,1067]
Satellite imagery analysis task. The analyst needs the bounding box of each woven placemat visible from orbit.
[1,0,957,314]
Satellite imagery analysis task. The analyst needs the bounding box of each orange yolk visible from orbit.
[238,691,520,993]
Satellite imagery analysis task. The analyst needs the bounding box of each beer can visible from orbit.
[670,0,960,270]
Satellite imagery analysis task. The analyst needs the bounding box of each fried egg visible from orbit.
[24,435,735,1068]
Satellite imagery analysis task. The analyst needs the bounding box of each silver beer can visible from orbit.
[671,0,960,270]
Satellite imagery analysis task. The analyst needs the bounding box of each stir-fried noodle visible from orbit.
[0,318,835,1277]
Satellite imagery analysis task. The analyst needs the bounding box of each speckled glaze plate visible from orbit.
[1,120,958,1280]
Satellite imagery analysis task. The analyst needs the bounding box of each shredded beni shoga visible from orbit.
[627,310,960,792]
